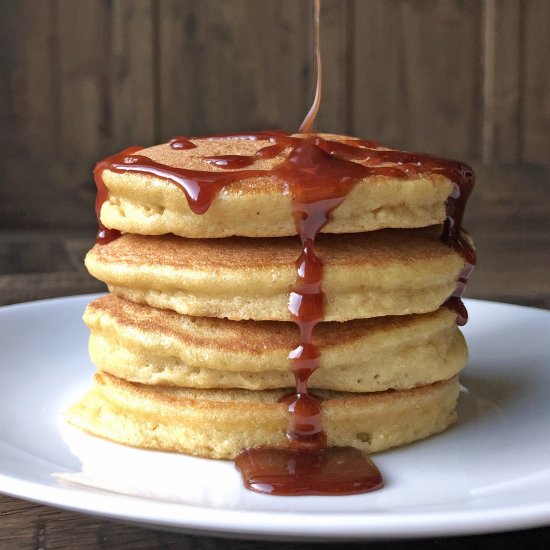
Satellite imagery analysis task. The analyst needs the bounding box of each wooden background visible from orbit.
[1,0,549,231]
[1,1,550,546]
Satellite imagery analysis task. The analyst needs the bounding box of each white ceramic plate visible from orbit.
[1,295,549,541]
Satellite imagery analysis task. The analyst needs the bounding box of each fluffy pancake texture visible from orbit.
[85,295,467,392]
[71,131,473,463]
[99,135,454,238]
[65,372,460,459]
[85,228,464,321]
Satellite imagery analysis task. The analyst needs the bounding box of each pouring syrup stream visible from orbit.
[299,0,322,134]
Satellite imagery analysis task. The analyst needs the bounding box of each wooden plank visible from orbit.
[0,0,547,234]
[0,0,62,229]
[0,0,157,230]
[465,163,550,307]
[0,230,103,303]
[0,495,168,550]
[55,0,110,167]
[55,0,156,225]
[481,0,497,163]
[110,0,156,150]
[2,491,550,549]
[0,0,109,230]
[481,0,521,163]
[157,0,310,138]
[0,230,92,274]
[521,0,550,164]
[0,1,56,158]
[0,1,17,156]
[351,0,483,160]
[2,485,550,547]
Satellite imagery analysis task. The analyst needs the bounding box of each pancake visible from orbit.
[85,295,467,392]
[85,227,464,321]
[65,371,460,459]
[98,134,454,238]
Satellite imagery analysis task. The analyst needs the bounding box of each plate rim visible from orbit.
[0,294,549,540]
[1,468,550,540]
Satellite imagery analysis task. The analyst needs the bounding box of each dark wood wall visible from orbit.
[1,0,549,230]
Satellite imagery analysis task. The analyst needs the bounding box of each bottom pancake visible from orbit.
[65,372,459,460]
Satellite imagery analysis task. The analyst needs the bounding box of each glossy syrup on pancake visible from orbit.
[94,137,476,328]
[92,0,475,495]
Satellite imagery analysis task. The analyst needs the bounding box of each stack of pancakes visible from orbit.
[67,134,469,460]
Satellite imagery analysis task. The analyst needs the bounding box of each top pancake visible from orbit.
[98,134,454,238]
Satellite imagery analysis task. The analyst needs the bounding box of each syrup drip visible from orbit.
[93,137,474,497]
[169,136,197,150]
[204,155,255,169]
[94,146,142,245]
[235,447,383,496]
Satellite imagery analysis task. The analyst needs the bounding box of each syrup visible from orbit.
[235,447,383,496]
[92,0,474,497]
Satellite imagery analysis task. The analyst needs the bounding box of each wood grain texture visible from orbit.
[157,0,309,138]
[1,495,550,548]
[0,0,78,229]
[0,1,56,157]
[482,0,522,163]
[465,164,550,308]
[521,0,550,164]
[56,0,110,165]
[109,0,156,150]
[0,0,549,228]
[0,0,156,230]
[0,231,104,305]
[351,0,483,159]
